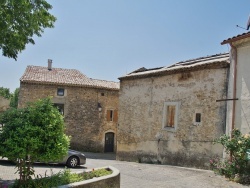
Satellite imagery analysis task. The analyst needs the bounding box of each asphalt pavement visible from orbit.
[0,152,249,188]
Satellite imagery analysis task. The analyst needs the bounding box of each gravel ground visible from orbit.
[0,152,249,188]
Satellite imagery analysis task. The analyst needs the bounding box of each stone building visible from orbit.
[221,32,250,135]
[19,60,119,152]
[117,53,229,168]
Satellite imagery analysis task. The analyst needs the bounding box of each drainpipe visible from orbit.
[229,43,237,136]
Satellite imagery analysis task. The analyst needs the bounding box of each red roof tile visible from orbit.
[221,31,250,45]
[20,66,119,90]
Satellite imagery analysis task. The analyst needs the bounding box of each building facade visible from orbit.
[19,61,119,152]
[222,32,250,135]
[117,53,229,168]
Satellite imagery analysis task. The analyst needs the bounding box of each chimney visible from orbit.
[48,59,52,70]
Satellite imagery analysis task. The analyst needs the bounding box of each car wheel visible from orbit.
[66,156,79,168]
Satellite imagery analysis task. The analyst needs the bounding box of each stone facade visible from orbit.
[19,64,119,153]
[117,54,229,168]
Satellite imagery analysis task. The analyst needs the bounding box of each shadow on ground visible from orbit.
[84,152,116,160]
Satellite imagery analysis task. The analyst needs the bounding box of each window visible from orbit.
[166,105,176,127]
[101,93,105,96]
[107,110,113,121]
[106,109,118,122]
[57,88,64,96]
[54,103,64,115]
[193,109,202,125]
[162,102,179,131]
[195,113,201,123]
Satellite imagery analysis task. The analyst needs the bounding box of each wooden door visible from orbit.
[105,132,114,152]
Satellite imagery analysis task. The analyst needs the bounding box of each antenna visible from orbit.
[247,15,250,30]
[236,25,247,30]
[236,15,250,30]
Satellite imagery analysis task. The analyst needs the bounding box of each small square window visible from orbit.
[193,109,202,125]
[195,113,201,123]
[101,93,105,96]
[57,88,64,96]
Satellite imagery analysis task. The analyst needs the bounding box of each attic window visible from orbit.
[57,88,64,96]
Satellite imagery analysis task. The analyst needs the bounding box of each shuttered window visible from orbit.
[162,102,179,130]
[166,105,175,127]
[106,109,118,122]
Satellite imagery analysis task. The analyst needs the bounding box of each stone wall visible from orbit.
[117,66,228,169]
[19,83,119,152]
[0,96,10,113]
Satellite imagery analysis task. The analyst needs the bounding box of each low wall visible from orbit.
[58,166,120,188]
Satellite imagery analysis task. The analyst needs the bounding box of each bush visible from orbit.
[0,98,70,186]
[10,168,112,188]
[210,129,250,183]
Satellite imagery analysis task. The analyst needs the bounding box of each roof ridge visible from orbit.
[119,52,230,80]
[90,78,119,83]
[175,53,229,64]
[27,65,82,71]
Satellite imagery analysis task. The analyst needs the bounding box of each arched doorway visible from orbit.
[104,132,114,152]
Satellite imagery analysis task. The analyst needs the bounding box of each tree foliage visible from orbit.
[0,98,70,184]
[0,87,19,108]
[210,129,250,181]
[10,87,19,108]
[0,0,56,60]
[0,86,11,99]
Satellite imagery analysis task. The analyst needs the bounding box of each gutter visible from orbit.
[229,43,237,135]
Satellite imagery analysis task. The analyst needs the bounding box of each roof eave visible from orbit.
[20,80,119,91]
[119,61,229,81]
[221,33,250,45]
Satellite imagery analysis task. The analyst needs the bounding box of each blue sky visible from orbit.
[1,0,250,91]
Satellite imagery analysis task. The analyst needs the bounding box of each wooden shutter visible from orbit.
[167,105,175,127]
[113,110,118,122]
[106,110,111,121]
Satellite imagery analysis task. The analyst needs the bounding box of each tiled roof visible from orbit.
[221,31,250,45]
[90,79,120,90]
[119,53,229,80]
[20,66,119,90]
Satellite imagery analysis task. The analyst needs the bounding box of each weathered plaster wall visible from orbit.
[226,38,250,135]
[19,83,119,152]
[117,67,228,168]
[235,39,250,134]
[0,96,10,113]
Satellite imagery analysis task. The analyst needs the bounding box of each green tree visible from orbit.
[0,98,70,186]
[0,86,11,99]
[10,87,19,108]
[0,0,56,60]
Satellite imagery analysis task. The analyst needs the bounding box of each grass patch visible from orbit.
[10,168,112,188]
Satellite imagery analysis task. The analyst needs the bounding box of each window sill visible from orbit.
[162,127,176,132]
